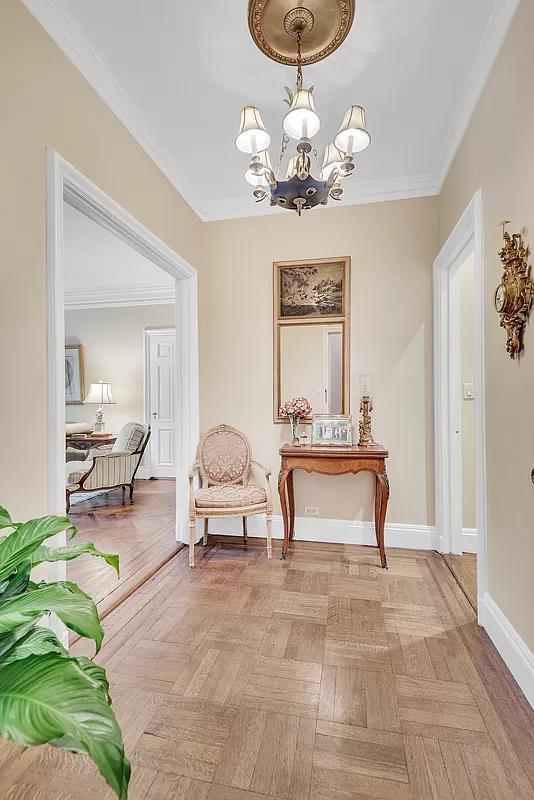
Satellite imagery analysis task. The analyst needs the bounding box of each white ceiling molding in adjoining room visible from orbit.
[63,203,175,310]
[24,0,519,221]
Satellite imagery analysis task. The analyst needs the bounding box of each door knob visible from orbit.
[152,412,158,418]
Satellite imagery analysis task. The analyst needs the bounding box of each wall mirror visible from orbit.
[274,257,350,423]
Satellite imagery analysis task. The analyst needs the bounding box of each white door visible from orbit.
[146,329,176,478]
[322,325,343,413]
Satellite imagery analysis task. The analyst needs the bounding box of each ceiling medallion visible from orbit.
[248,0,355,66]
[236,1,370,215]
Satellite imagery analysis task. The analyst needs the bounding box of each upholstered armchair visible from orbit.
[188,424,273,567]
[66,422,150,511]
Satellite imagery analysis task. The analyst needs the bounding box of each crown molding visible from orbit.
[435,0,519,189]
[201,173,440,222]
[22,0,205,220]
[64,283,175,310]
[24,0,517,221]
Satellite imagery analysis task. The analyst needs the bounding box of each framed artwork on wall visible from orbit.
[65,344,85,404]
[311,414,353,446]
[275,257,349,320]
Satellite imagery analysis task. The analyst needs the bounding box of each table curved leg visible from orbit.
[278,467,290,560]
[287,469,295,541]
[375,468,389,569]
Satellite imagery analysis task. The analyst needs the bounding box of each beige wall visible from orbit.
[65,305,175,434]
[439,0,534,648]
[202,198,438,525]
[458,254,476,530]
[0,0,204,520]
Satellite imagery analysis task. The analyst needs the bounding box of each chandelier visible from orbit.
[236,0,369,215]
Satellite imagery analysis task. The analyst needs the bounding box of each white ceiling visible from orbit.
[63,203,174,308]
[26,0,517,221]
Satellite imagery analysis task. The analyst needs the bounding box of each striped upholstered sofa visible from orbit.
[65,422,150,511]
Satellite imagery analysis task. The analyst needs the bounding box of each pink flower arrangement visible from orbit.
[279,396,312,419]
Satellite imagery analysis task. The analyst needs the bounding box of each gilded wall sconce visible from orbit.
[494,221,533,359]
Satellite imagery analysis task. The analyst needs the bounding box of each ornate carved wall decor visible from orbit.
[494,221,533,359]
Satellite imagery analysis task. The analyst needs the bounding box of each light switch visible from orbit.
[463,382,475,400]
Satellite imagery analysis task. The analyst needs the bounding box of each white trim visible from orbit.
[209,515,440,551]
[436,0,519,187]
[479,593,534,709]
[65,283,175,310]
[47,151,199,559]
[461,528,478,554]
[433,190,487,614]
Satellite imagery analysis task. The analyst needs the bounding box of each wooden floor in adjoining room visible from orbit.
[443,552,478,611]
[2,540,533,800]
[67,479,179,616]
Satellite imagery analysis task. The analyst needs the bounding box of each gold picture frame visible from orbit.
[273,257,351,423]
[311,414,353,446]
[65,344,85,405]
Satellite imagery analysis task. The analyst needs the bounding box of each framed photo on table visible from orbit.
[65,344,85,404]
[312,414,352,446]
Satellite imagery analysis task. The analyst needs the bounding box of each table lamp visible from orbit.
[84,381,116,432]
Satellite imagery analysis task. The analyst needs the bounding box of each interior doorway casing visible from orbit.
[433,189,487,614]
[46,150,199,586]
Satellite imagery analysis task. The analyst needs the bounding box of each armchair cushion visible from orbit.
[113,422,145,454]
[195,484,266,508]
[66,460,92,484]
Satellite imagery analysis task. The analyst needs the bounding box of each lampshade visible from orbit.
[245,150,272,185]
[285,154,299,180]
[84,381,116,405]
[283,89,320,140]
[334,105,370,154]
[236,106,271,154]
[359,373,373,397]
[321,143,344,180]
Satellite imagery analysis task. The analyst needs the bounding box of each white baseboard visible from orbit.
[207,514,440,551]
[462,527,478,553]
[479,592,534,709]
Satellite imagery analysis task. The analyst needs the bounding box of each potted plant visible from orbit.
[0,505,130,798]
[279,397,312,445]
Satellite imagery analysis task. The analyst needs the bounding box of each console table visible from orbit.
[278,443,390,567]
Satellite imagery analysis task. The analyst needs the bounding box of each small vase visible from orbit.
[289,413,300,446]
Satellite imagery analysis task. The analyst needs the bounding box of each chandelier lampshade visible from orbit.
[321,143,344,180]
[334,105,371,154]
[245,150,273,185]
[283,89,320,140]
[236,106,271,153]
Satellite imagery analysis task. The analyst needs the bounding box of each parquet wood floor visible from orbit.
[442,554,477,611]
[67,479,180,616]
[2,541,533,800]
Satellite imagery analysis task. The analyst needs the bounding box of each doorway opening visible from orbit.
[433,190,486,617]
[47,150,199,625]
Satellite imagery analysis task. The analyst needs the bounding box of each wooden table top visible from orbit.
[279,443,388,458]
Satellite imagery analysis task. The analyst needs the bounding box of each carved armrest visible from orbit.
[251,460,273,512]
[251,459,271,477]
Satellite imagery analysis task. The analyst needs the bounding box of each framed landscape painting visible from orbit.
[275,257,349,320]
[65,344,85,404]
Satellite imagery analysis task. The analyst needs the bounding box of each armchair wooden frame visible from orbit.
[188,424,273,567]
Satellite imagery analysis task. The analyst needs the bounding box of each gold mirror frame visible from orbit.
[273,256,351,423]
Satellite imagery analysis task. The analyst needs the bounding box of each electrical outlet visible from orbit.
[304,506,320,517]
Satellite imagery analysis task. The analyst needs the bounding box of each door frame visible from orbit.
[433,189,487,611]
[144,327,177,479]
[47,149,199,575]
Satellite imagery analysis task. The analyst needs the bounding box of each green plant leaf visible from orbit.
[0,654,130,798]
[0,581,103,651]
[0,515,77,583]
[0,563,31,600]
[0,620,40,659]
[0,507,14,529]
[2,626,68,663]
[31,542,119,576]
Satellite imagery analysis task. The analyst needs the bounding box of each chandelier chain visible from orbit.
[296,32,303,91]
